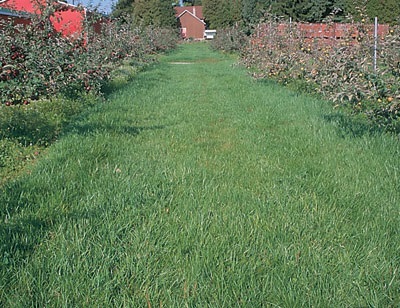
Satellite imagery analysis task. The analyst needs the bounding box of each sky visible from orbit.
[65,0,116,14]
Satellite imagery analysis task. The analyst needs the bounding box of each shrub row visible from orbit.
[210,15,400,133]
[209,24,248,53]
[238,16,400,133]
[0,8,178,106]
[0,4,178,180]
[0,8,178,138]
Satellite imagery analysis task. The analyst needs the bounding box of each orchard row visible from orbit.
[0,11,178,106]
[212,18,400,133]
[241,19,400,132]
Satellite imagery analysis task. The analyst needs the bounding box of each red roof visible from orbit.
[0,0,37,13]
[0,0,86,37]
[174,6,203,20]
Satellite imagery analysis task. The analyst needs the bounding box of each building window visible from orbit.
[181,27,187,38]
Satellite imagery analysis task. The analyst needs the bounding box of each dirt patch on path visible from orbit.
[169,62,194,65]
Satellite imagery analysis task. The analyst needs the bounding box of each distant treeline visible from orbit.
[203,0,400,28]
[111,0,400,29]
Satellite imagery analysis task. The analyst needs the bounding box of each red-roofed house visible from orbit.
[174,6,205,40]
[0,6,31,27]
[0,0,101,37]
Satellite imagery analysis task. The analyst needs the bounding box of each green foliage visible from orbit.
[0,96,97,146]
[210,24,247,52]
[203,0,242,29]
[183,0,202,5]
[341,0,400,24]
[0,138,40,184]
[298,0,335,22]
[203,0,223,28]
[366,0,400,24]
[134,0,177,27]
[0,139,22,170]
[113,0,177,27]
[242,0,258,25]
[270,0,342,22]
[112,0,134,18]
[202,0,399,30]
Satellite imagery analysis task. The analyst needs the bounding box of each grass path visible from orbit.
[1,42,399,306]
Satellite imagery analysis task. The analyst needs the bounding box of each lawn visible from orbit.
[0,42,399,306]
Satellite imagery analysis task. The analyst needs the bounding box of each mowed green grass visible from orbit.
[1,42,399,306]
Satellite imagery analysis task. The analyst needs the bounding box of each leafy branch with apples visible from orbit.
[0,1,178,178]
[239,14,400,134]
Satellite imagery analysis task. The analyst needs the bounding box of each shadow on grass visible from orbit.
[0,122,166,272]
[0,216,49,270]
[0,179,50,272]
[0,179,104,274]
[0,61,172,273]
[66,122,166,137]
[324,111,385,138]
[102,61,166,100]
[0,126,165,275]
[0,164,74,272]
